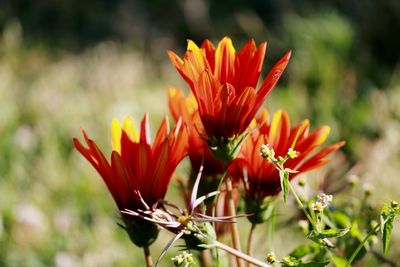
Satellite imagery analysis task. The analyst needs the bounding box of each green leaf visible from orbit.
[380,206,395,254]
[280,170,289,203]
[296,262,330,267]
[331,256,347,267]
[331,210,351,228]
[281,256,330,267]
[318,228,350,238]
[290,244,317,259]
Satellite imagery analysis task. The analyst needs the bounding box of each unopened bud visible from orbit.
[347,175,359,186]
[362,183,373,196]
[171,251,194,266]
[298,177,306,187]
[260,144,275,160]
[298,219,309,233]
[370,220,379,229]
[312,202,324,213]
[266,252,276,263]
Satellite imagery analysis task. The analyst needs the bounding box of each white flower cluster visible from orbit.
[311,193,333,213]
[260,144,275,159]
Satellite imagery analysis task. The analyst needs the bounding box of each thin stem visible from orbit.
[212,170,229,220]
[287,182,317,230]
[143,246,153,267]
[214,240,272,267]
[225,175,243,267]
[200,250,212,267]
[346,223,380,267]
[211,170,228,266]
[246,223,257,267]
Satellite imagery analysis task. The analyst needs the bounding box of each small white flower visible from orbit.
[287,148,298,159]
[317,193,333,207]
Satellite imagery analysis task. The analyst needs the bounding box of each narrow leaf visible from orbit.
[280,170,289,203]
[380,210,394,254]
[318,228,350,238]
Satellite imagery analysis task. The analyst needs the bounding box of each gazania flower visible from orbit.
[73,114,188,247]
[123,164,243,265]
[168,37,291,160]
[168,87,238,236]
[230,109,345,205]
[168,87,224,177]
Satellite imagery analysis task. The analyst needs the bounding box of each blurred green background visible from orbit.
[0,1,399,266]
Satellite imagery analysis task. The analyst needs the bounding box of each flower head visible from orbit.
[168,87,225,176]
[168,37,291,160]
[230,109,345,203]
[73,114,188,246]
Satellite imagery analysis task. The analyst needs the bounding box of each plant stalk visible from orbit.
[143,246,153,267]
[214,240,272,267]
[287,182,317,230]
[346,223,380,267]
[246,223,257,267]
[200,250,212,267]
[225,176,243,267]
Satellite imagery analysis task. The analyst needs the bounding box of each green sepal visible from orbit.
[209,132,248,163]
[183,221,216,251]
[245,197,275,225]
[123,218,159,247]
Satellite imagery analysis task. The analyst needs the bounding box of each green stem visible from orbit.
[287,182,317,230]
[346,223,380,267]
[212,170,228,220]
[143,246,153,267]
[246,223,257,267]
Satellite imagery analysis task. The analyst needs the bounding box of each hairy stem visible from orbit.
[287,182,317,230]
[246,223,257,267]
[225,176,243,267]
[214,240,272,267]
[143,246,153,267]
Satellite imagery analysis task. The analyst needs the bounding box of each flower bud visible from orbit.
[312,202,324,213]
[172,251,194,267]
[266,252,276,263]
[362,183,373,197]
[298,177,306,187]
[347,174,359,187]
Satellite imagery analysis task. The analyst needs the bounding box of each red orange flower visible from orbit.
[229,110,345,202]
[168,37,291,144]
[168,87,224,176]
[73,113,188,246]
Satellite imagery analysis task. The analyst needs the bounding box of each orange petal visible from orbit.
[256,50,291,106]
[214,37,235,84]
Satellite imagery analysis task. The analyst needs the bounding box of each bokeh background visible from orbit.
[0,1,399,266]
